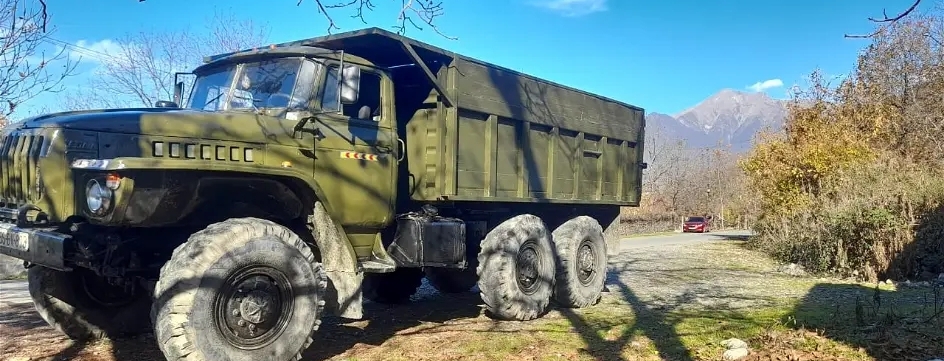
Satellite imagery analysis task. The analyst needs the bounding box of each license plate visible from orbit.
[0,223,29,252]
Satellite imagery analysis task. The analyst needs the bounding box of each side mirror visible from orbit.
[154,100,178,108]
[339,65,360,105]
[173,81,184,106]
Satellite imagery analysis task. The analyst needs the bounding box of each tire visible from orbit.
[551,216,608,308]
[476,214,555,321]
[151,217,327,361]
[28,267,152,341]
[363,267,424,304]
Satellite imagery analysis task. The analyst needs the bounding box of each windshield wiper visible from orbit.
[202,92,225,109]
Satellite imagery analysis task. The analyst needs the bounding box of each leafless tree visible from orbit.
[302,0,454,39]
[62,11,269,110]
[837,12,944,164]
[0,0,77,120]
[642,123,678,194]
[30,1,453,40]
[846,0,924,38]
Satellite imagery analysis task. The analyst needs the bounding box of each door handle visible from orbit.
[397,138,405,162]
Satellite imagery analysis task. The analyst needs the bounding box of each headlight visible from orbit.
[86,179,113,215]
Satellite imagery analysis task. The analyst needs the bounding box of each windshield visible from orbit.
[185,57,321,112]
[685,217,705,222]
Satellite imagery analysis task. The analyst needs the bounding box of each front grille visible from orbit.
[0,131,47,207]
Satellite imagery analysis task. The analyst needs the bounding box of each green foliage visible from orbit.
[748,159,944,280]
[742,15,944,281]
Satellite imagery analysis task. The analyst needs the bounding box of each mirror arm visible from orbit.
[293,116,311,139]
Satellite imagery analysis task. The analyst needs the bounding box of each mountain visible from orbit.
[647,89,789,152]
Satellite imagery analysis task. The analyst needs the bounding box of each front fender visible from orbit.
[72,157,365,319]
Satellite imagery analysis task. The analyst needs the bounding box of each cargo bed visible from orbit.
[227,27,646,207]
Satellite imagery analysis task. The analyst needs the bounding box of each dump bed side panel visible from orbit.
[407,57,645,207]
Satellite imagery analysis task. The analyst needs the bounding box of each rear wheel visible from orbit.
[551,216,608,308]
[476,214,555,321]
[29,267,152,341]
[151,217,327,361]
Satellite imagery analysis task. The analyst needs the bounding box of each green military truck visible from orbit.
[0,28,646,361]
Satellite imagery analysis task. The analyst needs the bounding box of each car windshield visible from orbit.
[185,57,321,112]
[686,217,705,222]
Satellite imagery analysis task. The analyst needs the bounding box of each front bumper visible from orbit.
[0,223,70,271]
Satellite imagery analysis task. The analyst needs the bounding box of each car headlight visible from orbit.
[86,179,113,215]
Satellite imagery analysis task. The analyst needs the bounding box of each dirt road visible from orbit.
[3,230,939,361]
[0,230,735,307]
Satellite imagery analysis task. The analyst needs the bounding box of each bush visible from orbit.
[748,158,944,281]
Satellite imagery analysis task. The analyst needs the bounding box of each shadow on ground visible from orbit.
[780,282,944,361]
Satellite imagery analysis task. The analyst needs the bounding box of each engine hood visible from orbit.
[16,107,297,143]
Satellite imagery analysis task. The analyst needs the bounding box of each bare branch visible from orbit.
[62,10,270,110]
[0,0,79,119]
[846,0,923,38]
[299,0,455,39]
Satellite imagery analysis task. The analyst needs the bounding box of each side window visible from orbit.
[321,65,383,121]
[321,66,340,111]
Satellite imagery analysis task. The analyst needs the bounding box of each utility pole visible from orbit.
[720,191,724,230]
[706,187,711,217]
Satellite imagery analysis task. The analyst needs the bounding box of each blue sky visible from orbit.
[14,0,936,118]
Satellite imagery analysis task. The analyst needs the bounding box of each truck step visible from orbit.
[359,259,396,273]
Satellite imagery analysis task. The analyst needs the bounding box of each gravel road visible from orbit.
[0,230,745,307]
[0,279,28,305]
[1,230,776,361]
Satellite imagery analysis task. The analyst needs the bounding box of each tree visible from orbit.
[846,0,924,38]
[642,123,682,194]
[62,12,269,110]
[303,0,453,38]
[740,14,944,279]
[0,0,77,118]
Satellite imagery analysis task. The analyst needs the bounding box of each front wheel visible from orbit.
[29,267,152,341]
[151,217,327,361]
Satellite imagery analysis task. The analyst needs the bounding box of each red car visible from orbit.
[682,216,711,233]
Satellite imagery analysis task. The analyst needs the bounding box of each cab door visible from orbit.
[312,63,398,231]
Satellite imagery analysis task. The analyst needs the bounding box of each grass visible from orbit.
[324,294,880,361]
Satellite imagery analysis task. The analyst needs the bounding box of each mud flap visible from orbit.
[311,201,364,320]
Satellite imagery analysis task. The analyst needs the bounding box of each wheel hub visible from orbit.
[576,241,597,285]
[238,289,276,324]
[215,267,293,349]
[516,241,541,294]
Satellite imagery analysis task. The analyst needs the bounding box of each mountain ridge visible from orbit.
[647,89,789,152]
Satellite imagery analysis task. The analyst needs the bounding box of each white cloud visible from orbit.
[531,0,607,17]
[65,39,124,63]
[746,78,784,92]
